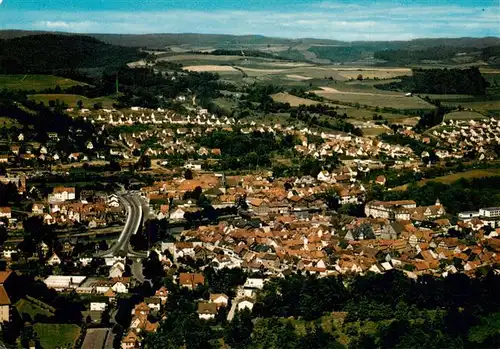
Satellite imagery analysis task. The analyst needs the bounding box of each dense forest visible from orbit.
[374,46,480,64]
[375,67,489,95]
[143,270,500,349]
[375,176,500,214]
[0,34,144,74]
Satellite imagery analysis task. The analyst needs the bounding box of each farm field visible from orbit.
[0,116,22,129]
[314,86,435,109]
[15,297,55,319]
[443,100,500,115]
[183,65,237,72]
[34,323,81,349]
[271,92,322,106]
[0,74,86,91]
[392,168,500,190]
[28,94,116,109]
[444,111,487,120]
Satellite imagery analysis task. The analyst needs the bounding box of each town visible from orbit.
[0,7,499,348]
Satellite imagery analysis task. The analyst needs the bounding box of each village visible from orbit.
[0,104,499,348]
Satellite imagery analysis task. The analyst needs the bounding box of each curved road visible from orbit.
[99,193,147,258]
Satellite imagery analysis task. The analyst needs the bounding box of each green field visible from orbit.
[0,74,86,91]
[0,116,22,129]
[444,111,486,120]
[443,100,500,115]
[392,168,500,190]
[28,94,117,109]
[314,86,435,109]
[34,323,81,349]
[15,298,55,319]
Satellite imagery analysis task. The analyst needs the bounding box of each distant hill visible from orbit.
[0,30,498,65]
[0,34,143,74]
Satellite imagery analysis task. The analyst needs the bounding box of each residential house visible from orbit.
[209,294,229,308]
[121,331,139,349]
[144,297,161,312]
[237,297,255,312]
[197,302,218,320]
[178,273,205,289]
[46,253,61,266]
[90,302,107,312]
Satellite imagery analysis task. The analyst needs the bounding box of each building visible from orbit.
[479,207,500,218]
[90,302,107,311]
[209,294,229,307]
[0,208,11,220]
[178,273,205,289]
[49,187,76,202]
[0,272,14,323]
[197,302,218,320]
[237,297,255,312]
[81,328,114,349]
[44,275,86,291]
[121,331,139,349]
[365,200,417,220]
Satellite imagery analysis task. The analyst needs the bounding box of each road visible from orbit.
[98,193,147,258]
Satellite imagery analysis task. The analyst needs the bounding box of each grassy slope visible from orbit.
[0,74,86,91]
[15,298,55,319]
[392,168,500,191]
[28,94,116,109]
[33,323,81,349]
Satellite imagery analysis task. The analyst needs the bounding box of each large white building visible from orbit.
[44,275,86,291]
[48,187,76,203]
[364,200,416,220]
[479,207,500,218]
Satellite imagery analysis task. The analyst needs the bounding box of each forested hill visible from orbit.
[0,34,144,74]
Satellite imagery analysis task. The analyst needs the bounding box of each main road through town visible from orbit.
[98,193,147,259]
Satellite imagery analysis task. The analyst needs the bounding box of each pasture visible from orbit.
[392,168,500,190]
[314,86,435,109]
[34,323,81,349]
[443,100,500,115]
[271,92,322,106]
[0,74,86,91]
[444,111,486,120]
[28,94,116,109]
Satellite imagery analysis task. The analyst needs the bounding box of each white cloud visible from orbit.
[0,2,495,41]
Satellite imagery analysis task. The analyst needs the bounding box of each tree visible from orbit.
[225,309,253,348]
[142,251,163,280]
[184,169,193,180]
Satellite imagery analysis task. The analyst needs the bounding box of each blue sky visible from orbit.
[0,0,498,40]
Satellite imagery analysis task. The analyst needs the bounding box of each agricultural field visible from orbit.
[444,111,487,120]
[0,116,22,129]
[271,92,322,106]
[392,168,500,190]
[15,297,55,319]
[0,74,86,91]
[443,100,500,115]
[33,323,81,349]
[183,65,237,72]
[314,86,435,109]
[28,94,116,109]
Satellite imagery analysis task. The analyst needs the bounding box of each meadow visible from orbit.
[33,323,81,349]
[0,74,85,91]
[314,86,435,109]
[28,94,116,109]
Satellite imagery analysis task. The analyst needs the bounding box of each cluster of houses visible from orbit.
[151,198,500,279]
[0,130,99,166]
[432,119,500,160]
[140,171,368,222]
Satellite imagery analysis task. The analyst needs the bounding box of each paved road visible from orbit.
[98,193,146,258]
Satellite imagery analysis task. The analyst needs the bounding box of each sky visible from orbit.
[0,0,498,41]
